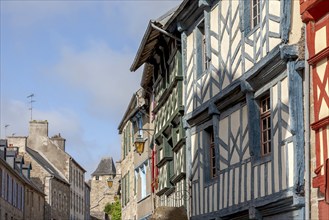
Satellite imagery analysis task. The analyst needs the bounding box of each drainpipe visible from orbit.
[304,23,310,220]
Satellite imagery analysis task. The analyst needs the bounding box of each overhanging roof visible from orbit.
[130,6,179,72]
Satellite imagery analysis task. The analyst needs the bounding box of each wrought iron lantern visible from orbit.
[134,136,145,155]
[107,177,114,189]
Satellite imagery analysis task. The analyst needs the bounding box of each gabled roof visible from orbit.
[130,5,179,72]
[26,147,69,184]
[0,156,45,196]
[118,94,137,134]
[91,157,116,176]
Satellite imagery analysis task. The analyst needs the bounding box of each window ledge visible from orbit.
[137,193,151,204]
[196,68,210,81]
[156,157,173,168]
[252,154,271,167]
[245,24,260,38]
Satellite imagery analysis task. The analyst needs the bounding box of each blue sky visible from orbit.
[0,0,180,179]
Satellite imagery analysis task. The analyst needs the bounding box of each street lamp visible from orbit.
[107,177,114,189]
[107,174,122,189]
[134,135,145,155]
[134,128,155,155]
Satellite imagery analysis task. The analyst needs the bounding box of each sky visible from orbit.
[0,0,181,179]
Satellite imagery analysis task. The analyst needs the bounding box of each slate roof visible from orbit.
[91,157,116,176]
[26,147,68,184]
[130,5,179,72]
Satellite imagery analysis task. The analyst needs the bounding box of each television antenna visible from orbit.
[27,93,36,121]
[4,124,9,137]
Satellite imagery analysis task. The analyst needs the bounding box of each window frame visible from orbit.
[209,128,216,179]
[260,94,271,156]
[251,0,261,29]
[196,19,208,79]
[204,123,218,185]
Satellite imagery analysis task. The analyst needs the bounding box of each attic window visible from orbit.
[95,176,99,181]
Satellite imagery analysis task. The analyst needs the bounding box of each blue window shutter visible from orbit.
[246,93,261,160]
[243,0,251,34]
[128,126,131,152]
[196,27,203,78]
[128,172,130,202]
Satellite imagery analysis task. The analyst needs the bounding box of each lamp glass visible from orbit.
[134,137,145,155]
[107,178,113,188]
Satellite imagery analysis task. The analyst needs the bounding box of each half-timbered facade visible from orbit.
[300,0,329,218]
[167,0,306,219]
[130,7,188,212]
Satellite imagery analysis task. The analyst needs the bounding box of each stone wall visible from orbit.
[0,162,24,220]
[90,173,120,219]
[0,197,24,220]
[24,185,45,220]
[50,177,70,220]
[25,120,88,219]
[69,160,86,220]
[121,148,137,220]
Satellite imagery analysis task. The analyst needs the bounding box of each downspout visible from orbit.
[304,23,310,220]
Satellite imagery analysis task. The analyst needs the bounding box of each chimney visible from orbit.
[0,139,7,159]
[7,136,27,153]
[15,155,24,174]
[29,120,48,137]
[22,162,32,179]
[115,161,121,175]
[50,133,66,151]
[5,148,17,169]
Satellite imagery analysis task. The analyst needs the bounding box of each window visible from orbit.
[122,172,130,206]
[95,175,99,181]
[31,191,34,208]
[251,0,260,28]
[27,190,29,205]
[123,123,132,159]
[204,125,217,183]
[140,166,146,199]
[138,117,143,137]
[207,127,216,179]
[0,168,2,197]
[196,20,208,78]
[260,95,271,156]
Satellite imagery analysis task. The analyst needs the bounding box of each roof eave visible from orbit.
[130,21,161,72]
[118,95,137,133]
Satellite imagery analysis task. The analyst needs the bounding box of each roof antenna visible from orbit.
[27,93,36,121]
[4,124,9,137]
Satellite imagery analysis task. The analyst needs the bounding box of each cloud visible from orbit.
[1,1,93,28]
[49,41,141,123]
[99,1,181,46]
[0,98,99,178]
[1,0,182,179]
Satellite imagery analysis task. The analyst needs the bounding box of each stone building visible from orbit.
[118,89,153,220]
[7,120,89,220]
[7,136,70,220]
[85,182,91,220]
[26,120,87,220]
[90,157,120,219]
[0,139,45,220]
